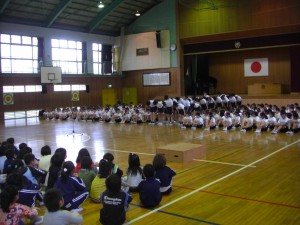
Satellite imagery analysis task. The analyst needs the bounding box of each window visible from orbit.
[54,84,86,92]
[3,85,42,93]
[92,43,114,75]
[0,34,38,73]
[92,43,102,75]
[3,86,25,93]
[25,85,43,92]
[4,110,40,123]
[51,39,83,74]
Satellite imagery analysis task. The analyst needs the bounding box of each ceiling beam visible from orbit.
[45,0,72,27]
[0,0,11,14]
[87,0,124,33]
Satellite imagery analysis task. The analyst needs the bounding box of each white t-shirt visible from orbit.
[127,171,143,187]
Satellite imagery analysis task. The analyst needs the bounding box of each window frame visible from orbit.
[0,34,39,73]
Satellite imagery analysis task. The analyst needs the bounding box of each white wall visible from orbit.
[117,30,171,71]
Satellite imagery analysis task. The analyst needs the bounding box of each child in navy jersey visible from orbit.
[21,153,47,185]
[55,161,88,212]
[152,154,176,195]
[100,174,132,225]
[138,164,162,208]
[5,172,44,207]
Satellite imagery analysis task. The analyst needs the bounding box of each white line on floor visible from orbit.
[193,159,256,168]
[125,140,300,224]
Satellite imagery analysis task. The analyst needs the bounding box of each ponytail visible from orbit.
[61,161,75,183]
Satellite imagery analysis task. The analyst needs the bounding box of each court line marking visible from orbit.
[130,203,220,225]
[157,210,220,225]
[125,140,300,224]
[193,159,256,168]
[173,186,300,209]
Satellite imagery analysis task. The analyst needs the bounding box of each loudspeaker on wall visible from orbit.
[156,30,161,48]
[86,85,90,93]
[42,85,47,94]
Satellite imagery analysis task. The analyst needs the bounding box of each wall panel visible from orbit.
[178,0,300,39]
[209,47,291,94]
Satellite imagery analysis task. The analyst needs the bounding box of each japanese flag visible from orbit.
[244,58,268,77]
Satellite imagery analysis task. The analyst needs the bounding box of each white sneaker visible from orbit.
[71,208,83,213]
[223,127,227,131]
[181,126,186,129]
[240,129,246,132]
[255,129,261,133]
[272,130,278,134]
[232,126,236,130]
[204,128,210,131]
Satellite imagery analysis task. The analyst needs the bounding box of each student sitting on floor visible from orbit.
[272,110,290,134]
[5,172,44,207]
[0,185,43,225]
[21,153,47,186]
[43,188,83,225]
[90,158,113,203]
[78,156,97,193]
[100,174,133,225]
[138,164,162,208]
[152,153,176,195]
[124,153,144,192]
[55,161,89,212]
[286,111,299,134]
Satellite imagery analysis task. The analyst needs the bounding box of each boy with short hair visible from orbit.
[22,153,47,185]
[43,188,83,225]
[100,174,132,225]
[138,164,162,208]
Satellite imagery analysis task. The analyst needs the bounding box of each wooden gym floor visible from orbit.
[1,118,300,225]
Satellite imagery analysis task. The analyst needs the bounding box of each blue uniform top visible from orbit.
[55,175,86,204]
[138,177,162,208]
[154,166,176,194]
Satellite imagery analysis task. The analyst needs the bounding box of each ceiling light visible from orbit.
[135,10,141,16]
[98,1,104,8]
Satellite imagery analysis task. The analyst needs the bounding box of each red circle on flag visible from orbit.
[251,61,262,73]
[5,95,12,102]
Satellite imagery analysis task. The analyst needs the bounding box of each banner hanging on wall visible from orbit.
[244,58,269,77]
[3,93,14,105]
[72,91,80,101]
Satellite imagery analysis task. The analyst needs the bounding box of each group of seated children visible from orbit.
[181,104,299,135]
[0,138,176,225]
